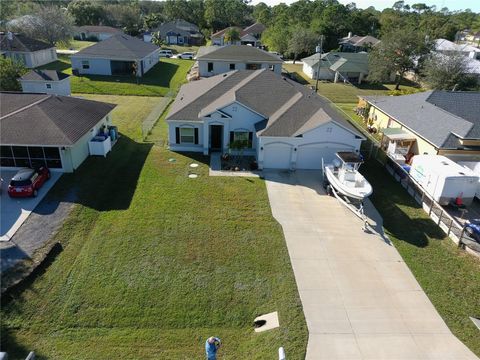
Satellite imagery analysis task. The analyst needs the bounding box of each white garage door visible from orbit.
[263,144,292,169]
[296,145,352,169]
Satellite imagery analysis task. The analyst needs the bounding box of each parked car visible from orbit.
[7,166,50,198]
[159,50,173,58]
[178,52,195,60]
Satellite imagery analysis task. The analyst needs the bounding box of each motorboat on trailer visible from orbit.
[324,152,373,201]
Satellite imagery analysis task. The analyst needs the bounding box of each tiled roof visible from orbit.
[166,69,362,138]
[0,92,116,146]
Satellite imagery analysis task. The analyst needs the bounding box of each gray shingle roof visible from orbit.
[0,92,116,146]
[362,90,480,148]
[72,34,159,60]
[197,45,283,63]
[0,33,54,52]
[152,19,202,38]
[20,70,69,82]
[302,52,369,73]
[167,69,362,138]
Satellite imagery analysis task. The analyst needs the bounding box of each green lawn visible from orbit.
[39,56,193,96]
[1,95,307,359]
[362,161,480,357]
[57,40,96,51]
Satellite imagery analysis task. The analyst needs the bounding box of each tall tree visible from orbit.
[421,52,477,90]
[0,57,27,91]
[224,28,241,44]
[287,27,317,63]
[369,29,432,89]
[7,6,73,45]
[67,0,106,26]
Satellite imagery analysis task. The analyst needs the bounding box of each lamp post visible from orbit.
[314,35,324,93]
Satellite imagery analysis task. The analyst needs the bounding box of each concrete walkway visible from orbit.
[265,170,478,360]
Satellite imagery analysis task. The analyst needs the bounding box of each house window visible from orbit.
[229,63,235,70]
[180,127,195,143]
[82,60,90,69]
[232,131,252,148]
[326,127,333,133]
[46,83,52,89]
[246,63,259,70]
[208,62,214,72]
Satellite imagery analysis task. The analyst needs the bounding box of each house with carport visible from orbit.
[358,90,480,162]
[196,45,283,77]
[166,69,364,170]
[71,34,160,77]
[0,32,57,68]
[0,92,116,172]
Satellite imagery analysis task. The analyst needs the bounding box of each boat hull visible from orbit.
[325,166,373,200]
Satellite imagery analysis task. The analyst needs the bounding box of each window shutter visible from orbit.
[175,127,180,143]
[194,128,199,144]
[230,131,234,143]
[248,132,253,148]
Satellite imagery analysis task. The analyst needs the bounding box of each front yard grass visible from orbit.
[1,95,307,359]
[57,40,96,51]
[39,56,193,96]
[362,160,480,357]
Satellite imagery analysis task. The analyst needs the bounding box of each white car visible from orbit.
[177,52,195,60]
[159,50,173,58]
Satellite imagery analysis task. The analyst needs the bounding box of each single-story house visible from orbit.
[358,90,480,161]
[144,19,204,46]
[19,70,71,96]
[339,33,380,52]
[73,26,122,42]
[196,45,283,77]
[211,23,266,47]
[434,38,480,60]
[302,52,369,84]
[0,92,116,172]
[166,69,365,170]
[0,32,57,68]
[71,34,160,77]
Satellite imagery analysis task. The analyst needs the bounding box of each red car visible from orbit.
[7,166,50,198]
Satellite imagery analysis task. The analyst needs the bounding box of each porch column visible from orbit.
[203,122,209,155]
[358,72,364,84]
[334,71,340,83]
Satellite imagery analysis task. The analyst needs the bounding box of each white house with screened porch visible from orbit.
[166,69,365,170]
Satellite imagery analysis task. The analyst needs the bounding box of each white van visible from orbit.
[159,50,173,58]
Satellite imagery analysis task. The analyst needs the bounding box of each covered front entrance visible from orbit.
[210,125,223,151]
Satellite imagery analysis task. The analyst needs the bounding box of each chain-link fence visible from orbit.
[141,95,172,143]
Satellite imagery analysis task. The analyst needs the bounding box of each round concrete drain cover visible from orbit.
[168,158,176,163]
[188,174,198,179]
[190,163,199,168]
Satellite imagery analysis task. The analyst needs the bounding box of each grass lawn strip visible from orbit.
[1,94,308,359]
[39,56,193,97]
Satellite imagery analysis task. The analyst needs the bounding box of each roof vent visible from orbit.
[7,31,13,41]
[459,172,465,175]
[223,73,228,77]
[441,161,449,165]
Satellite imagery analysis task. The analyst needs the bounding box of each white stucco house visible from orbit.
[302,52,369,84]
[73,25,122,41]
[19,70,71,96]
[0,92,116,173]
[196,45,283,78]
[166,69,364,170]
[0,32,57,68]
[71,34,160,77]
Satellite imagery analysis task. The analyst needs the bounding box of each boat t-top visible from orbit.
[324,152,373,201]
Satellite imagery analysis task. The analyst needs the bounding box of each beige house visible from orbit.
[358,90,480,162]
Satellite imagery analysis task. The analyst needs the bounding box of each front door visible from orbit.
[210,125,223,151]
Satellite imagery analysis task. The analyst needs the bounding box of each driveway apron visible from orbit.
[264,170,478,360]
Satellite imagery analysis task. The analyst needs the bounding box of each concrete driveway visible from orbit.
[0,170,61,241]
[265,170,478,360]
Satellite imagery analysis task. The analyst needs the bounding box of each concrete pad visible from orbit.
[0,170,61,241]
[264,170,478,360]
[253,311,279,332]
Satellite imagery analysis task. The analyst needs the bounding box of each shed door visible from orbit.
[263,144,292,169]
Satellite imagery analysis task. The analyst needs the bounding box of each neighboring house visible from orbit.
[339,32,380,52]
[434,39,480,60]
[0,32,57,68]
[144,19,204,46]
[73,26,122,41]
[196,45,283,77]
[71,34,160,77]
[302,52,369,84]
[465,31,480,46]
[0,92,116,172]
[211,23,266,47]
[358,90,480,161]
[19,70,71,96]
[166,69,364,170]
